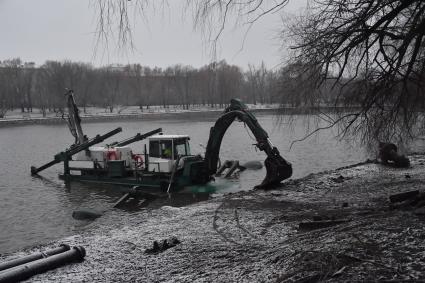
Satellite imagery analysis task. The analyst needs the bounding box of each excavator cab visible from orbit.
[147,135,191,173]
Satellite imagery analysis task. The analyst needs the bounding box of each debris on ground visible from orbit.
[378,142,410,168]
[299,219,350,230]
[145,237,181,254]
[330,175,345,183]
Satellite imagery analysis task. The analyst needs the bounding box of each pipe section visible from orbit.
[0,246,86,283]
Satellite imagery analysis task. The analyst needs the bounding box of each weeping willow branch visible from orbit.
[92,0,289,56]
[185,0,289,58]
[289,113,359,150]
[91,0,162,53]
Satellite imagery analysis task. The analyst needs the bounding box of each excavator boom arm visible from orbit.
[65,89,87,145]
[203,99,292,188]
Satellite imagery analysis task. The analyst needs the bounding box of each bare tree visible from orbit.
[2,59,26,113]
[0,57,279,116]
[42,61,69,113]
[77,64,95,113]
[102,66,123,113]
[33,70,48,117]
[287,0,425,144]
[246,62,269,105]
[171,65,193,110]
[0,68,7,118]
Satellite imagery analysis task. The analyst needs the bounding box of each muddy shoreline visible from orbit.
[2,155,425,282]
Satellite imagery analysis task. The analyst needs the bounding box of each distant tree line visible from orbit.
[0,58,292,117]
[0,58,353,118]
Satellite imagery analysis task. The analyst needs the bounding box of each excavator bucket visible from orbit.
[256,155,292,189]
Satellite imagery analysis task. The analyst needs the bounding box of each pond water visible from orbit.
[0,112,417,253]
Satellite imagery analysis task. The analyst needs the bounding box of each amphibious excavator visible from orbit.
[31,91,292,190]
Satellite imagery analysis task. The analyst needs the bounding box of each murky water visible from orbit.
[0,112,416,254]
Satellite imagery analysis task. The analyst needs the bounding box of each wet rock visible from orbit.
[72,209,102,220]
[145,236,180,254]
[331,175,345,183]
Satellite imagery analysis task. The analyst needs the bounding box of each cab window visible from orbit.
[174,138,190,158]
[149,141,160,158]
[160,140,173,159]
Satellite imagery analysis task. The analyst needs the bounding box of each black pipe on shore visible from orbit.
[0,246,86,283]
[0,244,70,272]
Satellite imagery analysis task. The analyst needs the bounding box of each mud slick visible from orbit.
[2,154,425,282]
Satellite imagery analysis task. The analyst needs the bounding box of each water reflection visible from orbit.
[65,177,238,212]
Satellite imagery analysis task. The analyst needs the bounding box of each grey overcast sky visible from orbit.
[0,0,306,70]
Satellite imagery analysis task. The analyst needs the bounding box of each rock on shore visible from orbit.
[3,154,425,282]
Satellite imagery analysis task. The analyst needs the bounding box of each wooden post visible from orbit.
[64,158,70,175]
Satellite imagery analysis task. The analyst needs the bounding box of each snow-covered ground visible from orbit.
[0,104,280,126]
[1,104,280,120]
[2,155,425,282]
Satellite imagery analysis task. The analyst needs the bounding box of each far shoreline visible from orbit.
[0,108,279,128]
[0,105,361,128]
